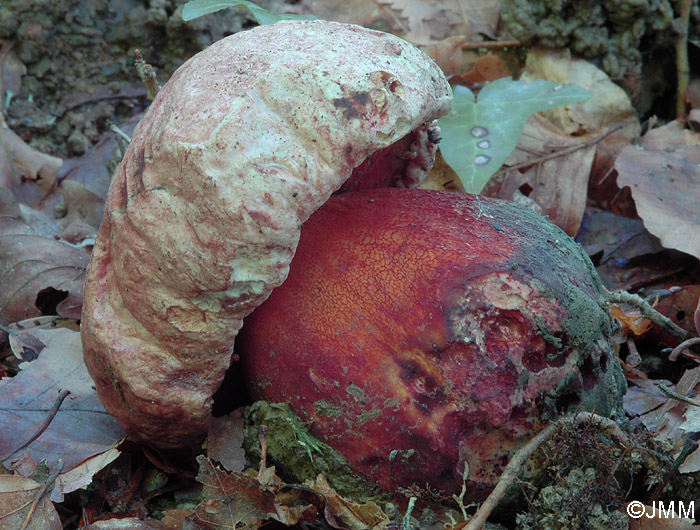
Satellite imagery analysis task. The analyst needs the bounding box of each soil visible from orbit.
[1,0,268,158]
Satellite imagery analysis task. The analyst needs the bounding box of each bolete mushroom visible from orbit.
[81,18,625,503]
[81,20,452,447]
[238,188,626,502]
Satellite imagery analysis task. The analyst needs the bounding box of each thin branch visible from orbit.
[134,49,160,100]
[668,337,700,362]
[675,0,692,118]
[493,123,624,177]
[461,40,522,50]
[464,413,629,529]
[20,459,63,530]
[1,389,70,464]
[608,290,691,343]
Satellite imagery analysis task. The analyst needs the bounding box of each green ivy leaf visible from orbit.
[438,77,590,194]
[182,0,317,24]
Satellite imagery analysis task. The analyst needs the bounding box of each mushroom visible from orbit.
[238,188,626,502]
[80,20,452,447]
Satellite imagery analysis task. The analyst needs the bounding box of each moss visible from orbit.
[501,0,691,80]
[243,401,390,503]
[516,418,630,529]
[516,469,629,530]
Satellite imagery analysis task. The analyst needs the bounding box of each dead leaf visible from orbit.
[421,150,463,192]
[520,48,641,196]
[420,36,467,76]
[0,475,61,530]
[0,188,89,325]
[451,52,511,85]
[193,456,316,529]
[576,208,664,265]
[649,286,700,344]
[610,304,652,339]
[161,509,194,530]
[456,0,501,40]
[207,409,246,473]
[615,140,700,260]
[307,474,390,530]
[377,0,469,44]
[84,518,167,529]
[491,113,596,236]
[56,118,140,228]
[521,48,640,136]
[298,0,397,33]
[0,112,62,192]
[626,368,700,446]
[7,316,80,361]
[51,447,121,502]
[0,327,125,475]
[0,43,26,105]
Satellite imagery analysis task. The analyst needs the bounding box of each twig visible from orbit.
[134,49,160,100]
[400,496,417,530]
[658,382,700,406]
[257,424,268,482]
[675,0,692,118]
[20,459,63,530]
[107,119,131,158]
[668,337,700,362]
[608,290,691,342]
[648,436,698,503]
[1,389,70,464]
[464,412,629,530]
[461,40,522,50]
[493,123,624,177]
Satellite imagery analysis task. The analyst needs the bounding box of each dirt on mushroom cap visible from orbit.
[80,20,452,447]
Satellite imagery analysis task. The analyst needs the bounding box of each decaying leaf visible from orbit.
[648,286,700,344]
[306,474,391,530]
[206,409,246,473]
[0,328,125,475]
[0,189,89,326]
[610,304,652,339]
[193,456,315,529]
[451,52,512,85]
[615,129,700,260]
[520,48,641,188]
[0,475,61,530]
[377,0,468,44]
[495,112,596,236]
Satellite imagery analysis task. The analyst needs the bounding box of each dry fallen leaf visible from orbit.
[520,48,640,136]
[377,0,469,44]
[450,52,512,85]
[192,456,316,530]
[306,474,390,530]
[206,409,246,473]
[649,286,700,344]
[0,188,89,325]
[490,113,596,236]
[0,327,125,475]
[520,48,641,190]
[51,447,121,502]
[615,138,700,260]
[0,475,61,530]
